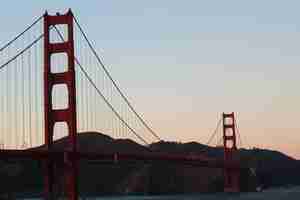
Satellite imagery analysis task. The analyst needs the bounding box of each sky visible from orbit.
[0,0,300,159]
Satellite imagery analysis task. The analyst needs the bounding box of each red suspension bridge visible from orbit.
[0,10,242,199]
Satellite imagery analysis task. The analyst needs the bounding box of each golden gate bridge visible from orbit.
[0,10,242,199]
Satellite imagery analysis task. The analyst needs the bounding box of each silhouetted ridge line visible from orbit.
[72,13,162,142]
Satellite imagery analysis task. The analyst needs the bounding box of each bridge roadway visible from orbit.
[0,149,240,169]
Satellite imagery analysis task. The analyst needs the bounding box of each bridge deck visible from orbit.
[0,149,231,168]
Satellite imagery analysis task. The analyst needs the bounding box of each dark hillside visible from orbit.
[34,132,150,154]
[151,141,300,189]
[0,132,299,197]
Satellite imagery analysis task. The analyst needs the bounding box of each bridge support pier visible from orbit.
[43,10,78,200]
[64,152,78,200]
[43,160,54,200]
[222,112,240,192]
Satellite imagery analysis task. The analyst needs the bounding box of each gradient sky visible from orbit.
[1,0,300,159]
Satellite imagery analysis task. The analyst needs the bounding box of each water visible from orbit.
[22,186,300,200]
[96,188,300,200]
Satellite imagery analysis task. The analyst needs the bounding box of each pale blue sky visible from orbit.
[1,0,300,158]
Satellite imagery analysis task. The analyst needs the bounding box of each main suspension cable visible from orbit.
[234,113,243,148]
[206,116,222,146]
[53,26,150,146]
[0,15,43,52]
[76,61,150,146]
[198,116,222,153]
[0,33,44,71]
[72,15,162,142]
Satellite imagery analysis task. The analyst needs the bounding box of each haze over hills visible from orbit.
[0,132,299,197]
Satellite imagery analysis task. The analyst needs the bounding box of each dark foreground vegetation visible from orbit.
[0,132,299,197]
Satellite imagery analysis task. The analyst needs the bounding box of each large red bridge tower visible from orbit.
[43,10,78,200]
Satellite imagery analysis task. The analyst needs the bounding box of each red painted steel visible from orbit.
[223,112,240,192]
[43,9,78,200]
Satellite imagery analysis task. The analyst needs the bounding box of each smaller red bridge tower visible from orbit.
[223,112,240,192]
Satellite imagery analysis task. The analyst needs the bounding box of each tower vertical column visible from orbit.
[43,9,78,200]
[223,112,240,192]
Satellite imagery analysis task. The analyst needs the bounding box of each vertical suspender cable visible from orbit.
[34,32,38,146]
[0,31,44,148]
[0,55,2,148]
[13,49,18,148]
[84,46,89,131]
[37,32,41,144]
[234,113,243,148]
[79,34,84,132]
[73,16,161,142]
[91,53,95,131]
[0,15,43,52]
[87,47,91,131]
[6,47,10,148]
[54,25,150,145]
[21,51,25,148]
[89,51,92,131]
[110,80,113,137]
[28,35,32,148]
